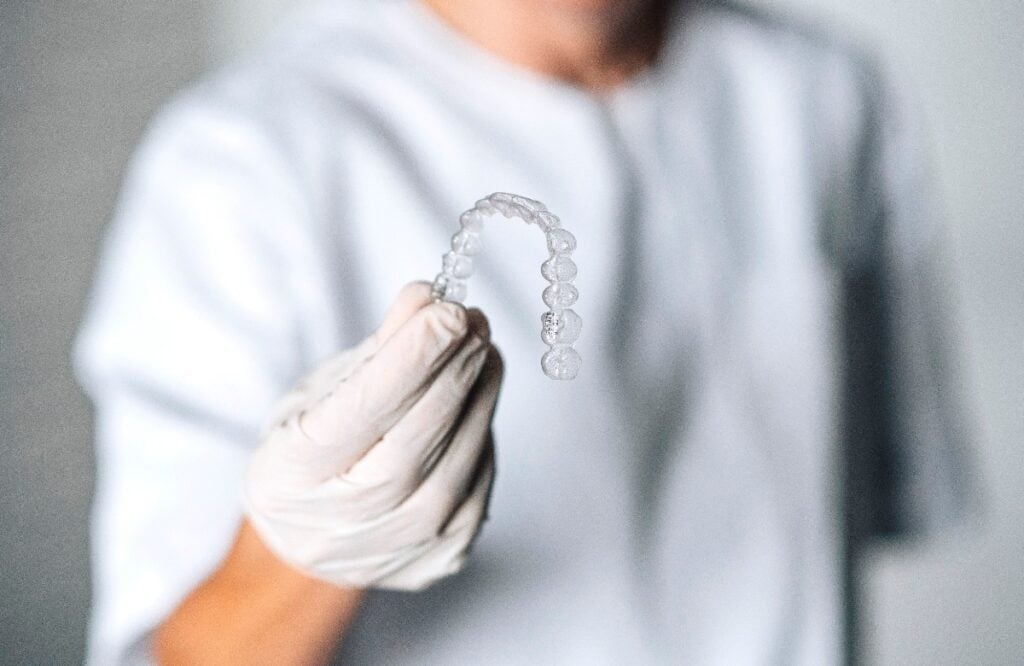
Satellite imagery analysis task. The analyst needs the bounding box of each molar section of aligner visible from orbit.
[542,345,582,380]
[543,282,579,308]
[541,310,563,345]
[541,309,582,346]
[556,309,582,344]
[541,255,578,282]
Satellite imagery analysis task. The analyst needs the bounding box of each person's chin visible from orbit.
[539,0,654,15]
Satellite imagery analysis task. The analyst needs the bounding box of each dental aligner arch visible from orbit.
[431,193,581,380]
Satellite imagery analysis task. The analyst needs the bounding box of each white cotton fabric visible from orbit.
[74,1,973,664]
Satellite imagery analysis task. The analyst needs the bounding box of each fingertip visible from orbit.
[397,281,434,306]
[423,301,469,352]
[435,300,469,330]
[374,282,436,347]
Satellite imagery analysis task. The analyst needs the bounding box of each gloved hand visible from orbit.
[243,282,502,591]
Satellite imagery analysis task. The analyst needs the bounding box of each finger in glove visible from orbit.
[296,300,469,472]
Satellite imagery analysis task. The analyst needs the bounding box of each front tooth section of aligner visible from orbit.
[442,252,474,278]
[540,309,581,345]
[510,194,546,212]
[488,192,515,208]
[543,282,578,308]
[451,229,482,255]
[535,211,560,230]
[542,345,582,380]
[513,207,537,225]
[546,228,577,255]
[541,255,578,282]
[490,199,515,217]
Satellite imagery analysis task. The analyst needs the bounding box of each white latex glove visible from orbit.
[244,282,502,591]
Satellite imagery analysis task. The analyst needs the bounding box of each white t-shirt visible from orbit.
[75,1,974,663]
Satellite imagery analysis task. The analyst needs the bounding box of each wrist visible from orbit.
[155,520,364,665]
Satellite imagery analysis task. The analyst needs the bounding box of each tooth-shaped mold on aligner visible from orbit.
[442,252,474,278]
[535,211,560,230]
[543,282,579,308]
[540,255,578,282]
[431,192,581,380]
[546,229,577,254]
[540,309,582,346]
[541,346,582,381]
[451,229,483,255]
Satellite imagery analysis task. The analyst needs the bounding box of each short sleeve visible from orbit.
[74,90,314,664]
[837,58,981,544]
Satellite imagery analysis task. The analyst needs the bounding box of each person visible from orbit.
[74,0,976,663]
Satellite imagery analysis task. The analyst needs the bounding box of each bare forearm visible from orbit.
[155,520,364,665]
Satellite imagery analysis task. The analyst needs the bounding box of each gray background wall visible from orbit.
[1,1,1020,663]
[1,2,206,662]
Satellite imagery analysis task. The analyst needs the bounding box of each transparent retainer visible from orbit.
[430,192,581,380]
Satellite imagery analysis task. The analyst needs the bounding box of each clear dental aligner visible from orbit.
[430,192,581,380]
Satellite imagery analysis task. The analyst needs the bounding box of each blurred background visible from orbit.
[0,1,1020,663]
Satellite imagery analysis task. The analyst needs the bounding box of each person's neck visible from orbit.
[419,0,673,92]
